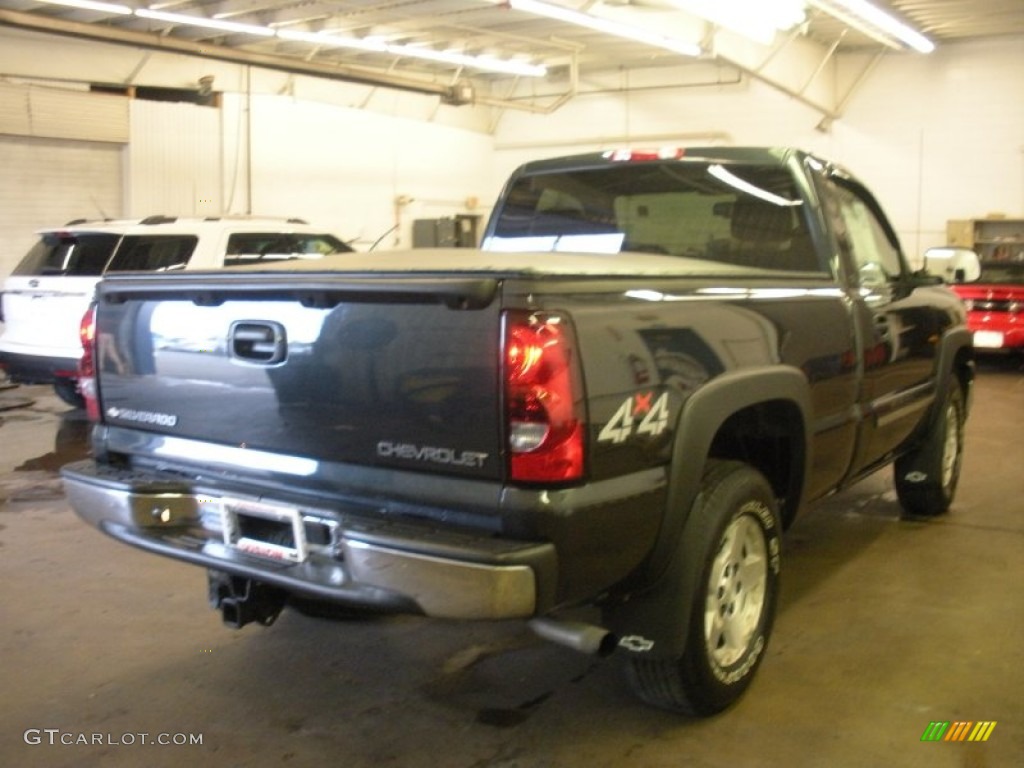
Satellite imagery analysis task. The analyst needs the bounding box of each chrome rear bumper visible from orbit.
[61,460,552,620]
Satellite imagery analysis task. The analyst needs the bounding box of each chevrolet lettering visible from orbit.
[376,441,489,468]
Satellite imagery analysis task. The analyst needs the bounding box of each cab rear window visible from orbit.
[485,161,822,273]
[12,233,120,276]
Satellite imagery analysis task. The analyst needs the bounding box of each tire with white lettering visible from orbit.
[894,378,964,517]
[625,461,781,715]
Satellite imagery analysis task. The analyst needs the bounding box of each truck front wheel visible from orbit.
[626,461,781,715]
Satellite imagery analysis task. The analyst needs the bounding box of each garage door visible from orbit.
[0,135,123,279]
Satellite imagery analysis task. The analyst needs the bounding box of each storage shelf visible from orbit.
[947,218,1024,261]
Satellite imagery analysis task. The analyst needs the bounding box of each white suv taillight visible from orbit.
[503,310,585,484]
[78,305,99,421]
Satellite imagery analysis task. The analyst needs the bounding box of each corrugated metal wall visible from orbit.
[0,140,123,279]
[0,83,127,277]
[0,82,128,143]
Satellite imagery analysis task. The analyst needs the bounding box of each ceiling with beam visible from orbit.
[1,1,1022,115]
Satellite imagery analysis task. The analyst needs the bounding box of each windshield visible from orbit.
[485,161,821,272]
[12,233,120,276]
[977,261,1024,285]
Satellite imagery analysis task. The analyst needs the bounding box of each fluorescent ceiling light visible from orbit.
[35,1,546,78]
[135,9,275,37]
[667,0,806,45]
[277,29,388,53]
[708,164,803,206]
[387,45,547,77]
[35,0,131,14]
[808,0,935,52]
[152,437,319,476]
[509,0,702,58]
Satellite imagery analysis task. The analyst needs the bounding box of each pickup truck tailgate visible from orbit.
[93,274,504,480]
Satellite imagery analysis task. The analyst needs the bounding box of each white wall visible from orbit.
[0,135,123,276]
[225,94,494,249]
[835,38,1024,257]
[489,37,1024,263]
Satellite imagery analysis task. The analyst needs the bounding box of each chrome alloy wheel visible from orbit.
[704,513,769,668]
[940,399,961,490]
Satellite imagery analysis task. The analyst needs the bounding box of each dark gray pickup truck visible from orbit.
[62,147,975,715]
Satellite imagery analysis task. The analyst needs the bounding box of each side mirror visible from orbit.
[923,247,981,283]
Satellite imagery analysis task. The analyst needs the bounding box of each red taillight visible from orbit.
[78,305,100,421]
[503,311,585,483]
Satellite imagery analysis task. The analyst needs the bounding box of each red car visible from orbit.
[951,261,1024,352]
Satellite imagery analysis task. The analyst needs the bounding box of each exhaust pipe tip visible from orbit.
[528,617,617,657]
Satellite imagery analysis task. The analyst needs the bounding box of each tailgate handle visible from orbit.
[229,321,286,364]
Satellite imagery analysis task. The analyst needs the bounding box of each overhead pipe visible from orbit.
[479,52,579,119]
[0,9,453,100]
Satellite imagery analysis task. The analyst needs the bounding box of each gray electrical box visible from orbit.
[412,215,480,248]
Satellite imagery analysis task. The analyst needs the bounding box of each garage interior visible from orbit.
[1,1,1023,766]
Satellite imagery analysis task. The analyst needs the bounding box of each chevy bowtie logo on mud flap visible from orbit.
[106,407,179,427]
[618,635,655,652]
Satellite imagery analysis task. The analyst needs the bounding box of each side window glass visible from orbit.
[225,233,259,259]
[224,233,285,266]
[828,182,903,289]
[292,235,350,255]
[224,233,296,266]
[106,236,197,272]
[224,234,350,266]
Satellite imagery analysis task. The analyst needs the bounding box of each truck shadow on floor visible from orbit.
[14,409,91,474]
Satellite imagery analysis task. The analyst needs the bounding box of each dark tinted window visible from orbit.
[106,235,198,272]
[223,233,353,267]
[12,233,120,276]
[486,161,821,272]
[978,262,1024,284]
[825,180,903,285]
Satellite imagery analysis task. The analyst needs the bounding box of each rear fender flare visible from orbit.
[606,366,811,660]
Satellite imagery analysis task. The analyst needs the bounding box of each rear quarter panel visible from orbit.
[507,274,860,507]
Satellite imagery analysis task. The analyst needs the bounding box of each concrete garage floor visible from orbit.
[0,360,1021,768]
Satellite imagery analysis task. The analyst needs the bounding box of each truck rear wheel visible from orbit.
[53,378,85,409]
[625,461,781,715]
[894,379,964,517]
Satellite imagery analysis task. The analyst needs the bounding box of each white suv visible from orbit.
[0,215,354,406]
